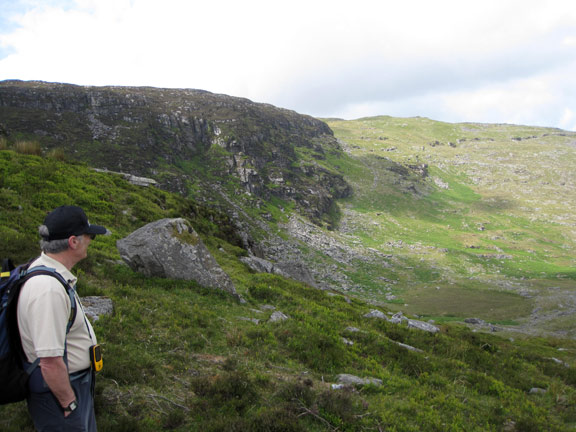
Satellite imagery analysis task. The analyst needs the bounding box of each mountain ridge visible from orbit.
[0,79,350,221]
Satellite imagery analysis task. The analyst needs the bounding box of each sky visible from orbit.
[0,0,575,131]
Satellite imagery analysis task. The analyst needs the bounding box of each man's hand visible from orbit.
[39,357,76,417]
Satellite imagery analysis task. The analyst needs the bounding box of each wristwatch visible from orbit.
[63,400,78,413]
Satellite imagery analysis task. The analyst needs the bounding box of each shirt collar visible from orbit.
[37,252,78,286]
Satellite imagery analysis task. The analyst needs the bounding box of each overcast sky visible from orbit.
[1,0,575,130]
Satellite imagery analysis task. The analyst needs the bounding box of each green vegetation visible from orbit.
[1,149,576,431]
[323,117,576,333]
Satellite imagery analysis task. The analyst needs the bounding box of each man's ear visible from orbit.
[68,235,80,250]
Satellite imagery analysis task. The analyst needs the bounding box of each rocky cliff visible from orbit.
[0,80,350,222]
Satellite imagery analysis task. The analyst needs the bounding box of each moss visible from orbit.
[171,224,200,246]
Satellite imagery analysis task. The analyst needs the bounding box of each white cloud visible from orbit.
[0,0,575,130]
[559,108,576,131]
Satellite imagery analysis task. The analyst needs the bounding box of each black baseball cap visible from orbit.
[43,206,107,241]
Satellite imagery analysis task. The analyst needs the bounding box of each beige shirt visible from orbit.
[17,253,97,373]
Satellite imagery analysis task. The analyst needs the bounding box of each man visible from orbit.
[17,205,107,431]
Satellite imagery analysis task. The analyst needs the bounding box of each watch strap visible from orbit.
[63,400,78,413]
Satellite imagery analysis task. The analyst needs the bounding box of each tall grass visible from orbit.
[14,140,42,156]
[47,147,68,161]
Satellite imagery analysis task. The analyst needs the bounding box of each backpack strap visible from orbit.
[25,358,41,375]
[19,266,77,376]
[1,258,14,278]
[23,266,77,333]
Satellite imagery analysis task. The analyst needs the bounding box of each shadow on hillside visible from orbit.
[471,196,518,212]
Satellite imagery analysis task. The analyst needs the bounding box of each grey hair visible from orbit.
[39,225,71,254]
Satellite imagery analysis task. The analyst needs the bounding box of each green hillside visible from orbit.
[324,117,576,337]
[4,82,574,338]
[1,149,576,431]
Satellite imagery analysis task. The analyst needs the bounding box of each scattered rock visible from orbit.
[529,388,547,395]
[335,374,383,387]
[274,260,317,287]
[389,312,407,324]
[237,317,260,324]
[269,311,289,322]
[407,319,440,334]
[93,168,157,187]
[241,255,283,275]
[80,296,113,321]
[240,254,317,287]
[465,318,502,333]
[364,310,388,320]
[433,177,449,189]
[476,254,513,260]
[502,420,517,432]
[394,341,424,353]
[548,357,570,368]
[465,318,487,325]
[363,310,439,333]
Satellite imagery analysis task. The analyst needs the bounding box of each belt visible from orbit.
[69,368,91,381]
[28,367,91,393]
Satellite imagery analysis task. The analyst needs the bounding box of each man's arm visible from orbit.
[39,356,76,417]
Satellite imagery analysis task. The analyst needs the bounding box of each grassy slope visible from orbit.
[324,117,576,335]
[1,150,576,431]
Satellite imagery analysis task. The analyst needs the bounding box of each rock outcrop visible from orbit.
[0,80,351,221]
[240,255,315,285]
[0,80,356,293]
[116,218,238,298]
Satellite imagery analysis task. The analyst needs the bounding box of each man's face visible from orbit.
[72,234,92,260]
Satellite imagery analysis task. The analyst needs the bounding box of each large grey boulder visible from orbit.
[117,218,238,297]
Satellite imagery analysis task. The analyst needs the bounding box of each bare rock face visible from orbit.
[0,81,351,221]
[117,218,238,297]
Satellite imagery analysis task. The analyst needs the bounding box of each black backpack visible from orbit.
[0,258,76,405]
